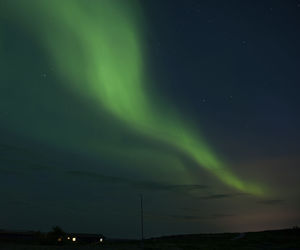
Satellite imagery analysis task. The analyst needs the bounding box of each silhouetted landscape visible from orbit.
[1,0,300,249]
[1,227,299,249]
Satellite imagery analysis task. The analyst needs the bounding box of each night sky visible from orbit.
[0,0,300,238]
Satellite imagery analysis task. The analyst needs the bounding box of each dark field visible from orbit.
[1,228,299,250]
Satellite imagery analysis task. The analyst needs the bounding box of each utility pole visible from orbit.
[140,194,144,242]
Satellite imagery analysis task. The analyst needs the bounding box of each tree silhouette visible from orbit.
[47,226,65,244]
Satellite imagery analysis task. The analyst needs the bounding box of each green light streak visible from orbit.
[4,0,266,196]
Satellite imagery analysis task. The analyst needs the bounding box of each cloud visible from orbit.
[169,214,204,221]
[257,199,284,205]
[199,193,245,200]
[65,170,127,185]
[145,212,236,222]
[65,170,208,193]
[0,148,209,195]
[0,144,209,194]
[161,184,208,191]
[211,213,235,219]
[132,183,208,192]
[144,212,205,222]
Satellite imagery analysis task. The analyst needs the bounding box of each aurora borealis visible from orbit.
[1,0,265,195]
[1,0,300,238]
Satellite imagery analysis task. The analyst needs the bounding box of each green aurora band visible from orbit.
[3,0,266,196]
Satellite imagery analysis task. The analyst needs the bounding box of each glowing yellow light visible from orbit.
[57,237,62,242]
[67,236,70,240]
[72,237,76,242]
[99,238,103,242]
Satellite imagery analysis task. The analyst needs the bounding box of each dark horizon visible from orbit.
[1,226,299,240]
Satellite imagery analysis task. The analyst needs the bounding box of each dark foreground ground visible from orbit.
[0,228,299,250]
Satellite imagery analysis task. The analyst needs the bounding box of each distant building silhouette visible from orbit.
[0,229,105,245]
